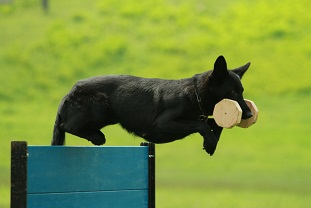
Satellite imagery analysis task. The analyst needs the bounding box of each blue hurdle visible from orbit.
[11,141,155,208]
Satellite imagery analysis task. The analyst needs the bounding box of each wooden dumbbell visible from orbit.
[213,99,258,128]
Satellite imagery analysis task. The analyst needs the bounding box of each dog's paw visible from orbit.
[203,139,217,156]
[89,137,106,146]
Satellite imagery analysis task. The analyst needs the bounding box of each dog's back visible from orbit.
[69,75,196,137]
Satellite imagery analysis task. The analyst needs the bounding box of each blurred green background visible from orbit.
[1,0,310,207]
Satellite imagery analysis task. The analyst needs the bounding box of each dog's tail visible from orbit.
[51,112,65,145]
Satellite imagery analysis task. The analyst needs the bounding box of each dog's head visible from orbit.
[208,56,252,119]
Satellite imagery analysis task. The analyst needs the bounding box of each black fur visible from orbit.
[52,55,252,156]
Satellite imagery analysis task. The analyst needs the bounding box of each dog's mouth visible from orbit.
[242,110,253,119]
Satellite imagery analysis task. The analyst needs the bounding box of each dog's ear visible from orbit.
[232,62,251,79]
[210,56,229,82]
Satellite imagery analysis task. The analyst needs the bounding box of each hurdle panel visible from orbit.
[11,141,155,208]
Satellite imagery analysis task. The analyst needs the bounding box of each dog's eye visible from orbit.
[229,90,238,98]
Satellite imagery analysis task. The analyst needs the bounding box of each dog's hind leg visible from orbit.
[58,93,111,145]
[60,113,108,145]
[60,113,107,145]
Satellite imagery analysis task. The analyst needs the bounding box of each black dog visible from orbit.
[52,55,252,155]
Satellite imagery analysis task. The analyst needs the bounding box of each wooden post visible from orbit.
[42,0,48,13]
[11,141,27,208]
[141,142,155,208]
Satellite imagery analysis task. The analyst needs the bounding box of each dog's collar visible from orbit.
[193,79,208,121]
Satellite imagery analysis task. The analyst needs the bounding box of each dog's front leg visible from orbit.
[155,116,218,155]
[207,118,223,140]
[202,118,223,156]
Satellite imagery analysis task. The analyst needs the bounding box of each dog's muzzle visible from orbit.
[242,110,253,119]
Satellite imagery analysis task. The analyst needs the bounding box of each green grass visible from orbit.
[157,186,311,208]
[1,0,311,207]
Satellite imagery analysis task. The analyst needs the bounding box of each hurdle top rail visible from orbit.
[11,141,155,208]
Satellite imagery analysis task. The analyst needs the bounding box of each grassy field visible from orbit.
[1,0,311,207]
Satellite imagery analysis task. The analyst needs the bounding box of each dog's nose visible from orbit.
[242,110,253,119]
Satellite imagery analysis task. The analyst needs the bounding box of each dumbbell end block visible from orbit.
[213,99,242,128]
[237,99,259,128]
